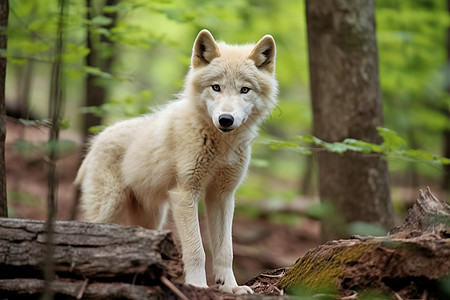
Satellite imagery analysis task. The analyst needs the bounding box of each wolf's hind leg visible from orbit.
[79,159,127,224]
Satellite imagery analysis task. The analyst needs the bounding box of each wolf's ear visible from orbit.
[192,29,220,69]
[249,35,276,73]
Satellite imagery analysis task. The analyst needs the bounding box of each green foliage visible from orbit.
[19,118,71,130]
[80,89,154,127]
[270,127,450,166]
[13,138,77,159]
[6,0,450,207]
[376,0,450,160]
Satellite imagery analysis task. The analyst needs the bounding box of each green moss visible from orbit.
[280,242,376,292]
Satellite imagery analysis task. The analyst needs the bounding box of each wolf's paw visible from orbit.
[219,284,254,295]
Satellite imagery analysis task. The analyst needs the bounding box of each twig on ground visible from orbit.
[160,276,189,300]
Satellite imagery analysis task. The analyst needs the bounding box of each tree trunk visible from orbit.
[72,0,120,221]
[83,0,119,141]
[0,0,8,218]
[305,0,394,240]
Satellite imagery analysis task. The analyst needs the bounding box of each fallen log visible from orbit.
[0,279,163,299]
[278,188,450,299]
[0,218,183,298]
[0,218,281,299]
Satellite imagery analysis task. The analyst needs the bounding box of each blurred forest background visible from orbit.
[2,0,450,284]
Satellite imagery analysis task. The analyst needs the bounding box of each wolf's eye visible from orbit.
[211,84,221,92]
[240,87,250,94]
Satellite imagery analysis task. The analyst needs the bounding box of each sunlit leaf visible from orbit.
[91,15,113,27]
[322,142,348,154]
[343,138,384,153]
[377,127,407,150]
[404,149,435,162]
[269,140,300,150]
[89,125,106,133]
[83,66,113,79]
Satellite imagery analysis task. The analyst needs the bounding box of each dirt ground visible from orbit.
[4,118,321,287]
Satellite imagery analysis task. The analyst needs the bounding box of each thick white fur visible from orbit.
[75,30,278,294]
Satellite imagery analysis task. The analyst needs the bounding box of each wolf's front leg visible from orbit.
[168,190,208,288]
[205,184,253,294]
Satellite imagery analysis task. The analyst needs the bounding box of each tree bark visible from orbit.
[83,0,119,142]
[0,218,183,298]
[72,0,120,221]
[305,0,394,240]
[0,218,181,279]
[0,0,8,218]
[279,188,450,299]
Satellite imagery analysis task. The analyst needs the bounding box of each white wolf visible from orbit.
[75,29,278,294]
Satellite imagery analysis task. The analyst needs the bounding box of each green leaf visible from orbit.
[305,202,335,220]
[294,134,315,144]
[377,127,407,150]
[44,139,77,156]
[88,125,106,133]
[404,149,435,162]
[440,157,450,165]
[91,15,113,27]
[349,221,387,237]
[79,106,105,118]
[269,140,300,150]
[13,140,34,153]
[83,66,113,79]
[343,138,384,153]
[59,118,71,130]
[19,118,52,128]
[19,119,39,126]
[322,142,348,154]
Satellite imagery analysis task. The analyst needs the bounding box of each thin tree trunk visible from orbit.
[0,0,8,218]
[72,0,119,220]
[83,0,119,142]
[305,0,394,240]
[42,0,66,297]
[17,60,33,119]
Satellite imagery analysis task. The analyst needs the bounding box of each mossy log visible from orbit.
[279,188,450,299]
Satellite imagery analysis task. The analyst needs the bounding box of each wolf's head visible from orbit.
[185,30,278,133]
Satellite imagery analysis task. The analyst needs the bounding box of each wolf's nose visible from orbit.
[218,114,234,128]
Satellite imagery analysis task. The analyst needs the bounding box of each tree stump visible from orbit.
[278,188,450,299]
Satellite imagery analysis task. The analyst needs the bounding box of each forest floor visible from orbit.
[4,118,448,289]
